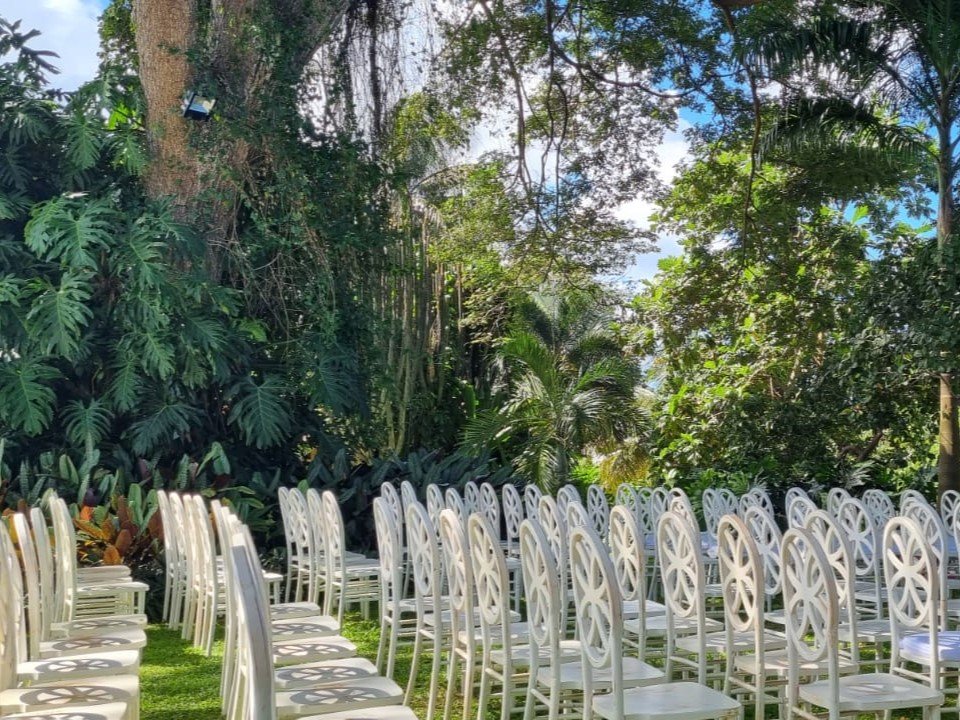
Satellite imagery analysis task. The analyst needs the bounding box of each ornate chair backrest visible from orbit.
[479,482,500,530]
[781,527,843,718]
[502,484,524,553]
[406,502,443,615]
[569,523,625,720]
[468,513,514,656]
[373,498,403,614]
[826,487,850,518]
[463,481,481,514]
[524,484,542,522]
[425,484,444,529]
[587,485,610,537]
[717,514,765,661]
[787,494,817,529]
[445,488,466,525]
[519,518,562,671]
[743,504,783,599]
[884,516,942,679]
[862,489,895,528]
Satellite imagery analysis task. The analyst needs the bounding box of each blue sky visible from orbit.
[0,0,690,284]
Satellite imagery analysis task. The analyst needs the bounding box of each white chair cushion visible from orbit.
[900,631,960,663]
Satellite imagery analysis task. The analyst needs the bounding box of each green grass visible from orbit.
[140,614,502,720]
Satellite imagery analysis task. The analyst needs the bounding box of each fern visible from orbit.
[62,398,113,447]
[25,272,93,359]
[24,196,115,270]
[128,401,199,456]
[0,357,59,434]
[227,375,293,449]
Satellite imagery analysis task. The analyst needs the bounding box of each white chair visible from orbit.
[399,480,417,512]
[787,494,817,529]
[425,484,444,529]
[717,514,782,719]
[469,513,530,720]
[373,498,407,681]
[837,497,885,621]
[321,491,380,626]
[0,523,140,720]
[587,485,610,537]
[608,506,666,661]
[656,510,724,684]
[502,484,524,558]
[885,514,959,713]
[862,489,895,528]
[438,509,479,720]
[403,502,448,720]
[826,487,850,517]
[156,489,183,627]
[223,520,411,720]
[784,486,812,510]
[463,481,481,514]
[782,524,942,720]
[900,488,928,512]
[941,490,960,527]
[282,489,314,603]
[8,513,144,666]
[616,485,640,520]
[569,522,741,720]
[741,505,784,622]
[445,489,466,526]
[537,496,571,631]
[556,485,580,520]
[48,498,147,623]
[523,485,542,522]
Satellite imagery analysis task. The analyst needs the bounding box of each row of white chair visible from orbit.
[0,495,149,719]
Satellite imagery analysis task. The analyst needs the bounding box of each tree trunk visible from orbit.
[132,0,199,213]
[937,121,959,497]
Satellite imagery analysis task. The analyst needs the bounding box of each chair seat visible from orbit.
[273,636,357,666]
[491,640,581,668]
[734,649,857,678]
[628,615,722,638]
[677,630,785,654]
[542,657,665,691]
[270,602,324,620]
[38,629,147,659]
[424,607,520,627]
[3,702,130,719]
[298,706,419,720]
[0,674,139,716]
[838,619,896,644]
[18,650,141,684]
[330,561,381,579]
[77,566,131,581]
[622,599,667,619]
[76,580,148,595]
[799,672,943,713]
[275,676,404,718]
[457,621,529,646]
[271,615,340,641]
[50,614,147,639]
[274,657,379,690]
[900,631,960,663]
[592,680,740,720]
[765,608,786,626]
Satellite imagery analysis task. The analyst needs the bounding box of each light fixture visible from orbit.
[182,90,216,121]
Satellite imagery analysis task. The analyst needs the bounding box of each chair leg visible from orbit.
[406,628,424,704]
[386,614,399,680]
[443,646,459,720]
[461,653,476,720]
[376,613,390,673]
[427,631,444,720]
[476,665,492,720]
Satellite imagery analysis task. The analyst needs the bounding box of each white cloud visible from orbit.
[611,120,692,283]
[1,0,104,90]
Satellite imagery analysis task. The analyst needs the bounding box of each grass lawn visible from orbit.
[140,614,501,720]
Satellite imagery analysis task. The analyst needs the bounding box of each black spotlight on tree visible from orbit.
[182,90,216,121]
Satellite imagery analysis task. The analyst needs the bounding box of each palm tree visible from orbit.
[462,291,644,491]
[751,0,960,494]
